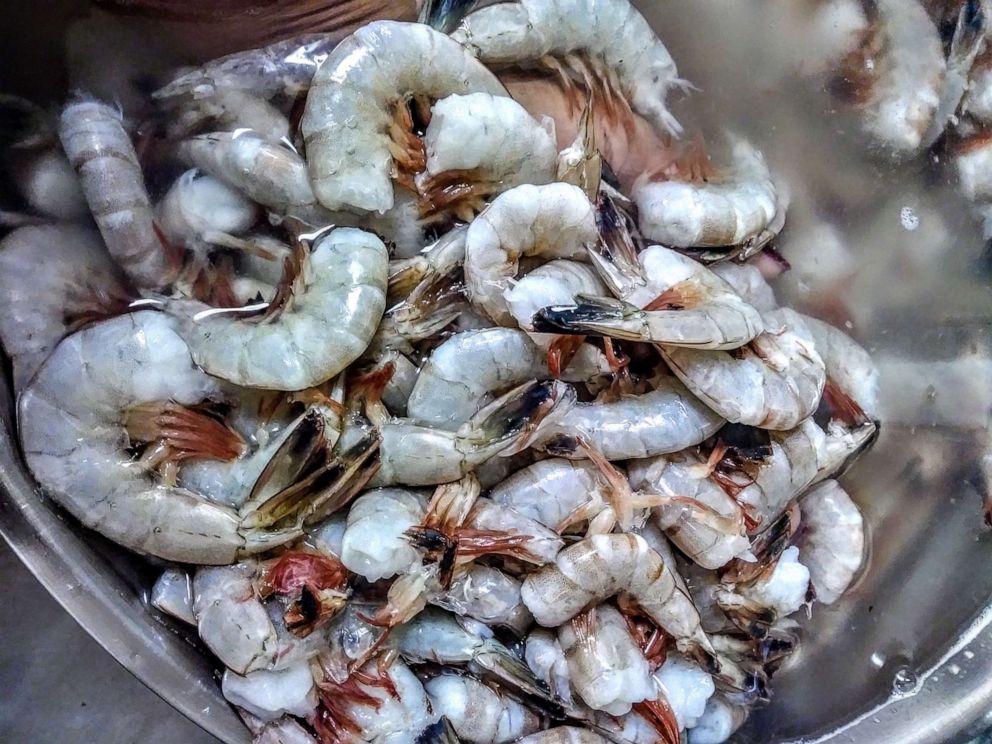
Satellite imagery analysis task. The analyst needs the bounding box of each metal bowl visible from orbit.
[2,2,992,743]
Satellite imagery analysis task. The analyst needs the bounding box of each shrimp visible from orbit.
[709,262,779,314]
[150,567,195,625]
[221,660,317,721]
[435,564,533,634]
[963,48,992,124]
[718,546,810,623]
[164,89,291,144]
[535,376,725,461]
[166,227,388,391]
[424,674,542,744]
[18,312,372,564]
[58,97,177,287]
[798,480,866,604]
[654,655,716,732]
[633,137,779,251]
[340,489,427,582]
[301,21,506,214]
[955,132,992,207]
[798,311,880,419]
[557,605,656,715]
[525,629,576,709]
[504,260,609,333]
[626,451,752,570]
[661,308,827,430]
[687,694,748,744]
[520,533,717,664]
[462,182,598,326]
[516,728,609,744]
[406,328,609,430]
[450,0,685,136]
[9,146,89,221]
[0,223,130,391]
[388,225,468,301]
[244,715,319,744]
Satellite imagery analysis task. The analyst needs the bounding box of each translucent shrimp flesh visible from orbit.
[798,479,866,604]
[424,673,542,744]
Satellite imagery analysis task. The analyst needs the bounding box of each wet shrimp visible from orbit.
[424,673,542,744]
[688,694,748,744]
[451,0,686,136]
[58,97,177,287]
[654,655,716,732]
[436,564,533,634]
[164,88,291,143]
[661,307,827,430]
[504,260,609,333]
[18,312,371,564]
[406,328,609,430]
[633,137,779,251]
[8,146,89,221]
[340,488,427,582]
[221,660,317,721]
[150,567,195,625]
[710,262,779,313]
[166,227,388,391]
[718,546,810,625]
[516,728,610,744]
[798,480,866,604]
[0,223,129,391]
[245,714,319,744]
[798,311,880,418]
[534,244,764,350]
[463,182,598,326]
[301,21,506,214]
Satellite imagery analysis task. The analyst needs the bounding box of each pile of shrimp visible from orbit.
[1,1,895,743]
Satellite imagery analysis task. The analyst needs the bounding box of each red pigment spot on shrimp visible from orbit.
[258,550,350,636]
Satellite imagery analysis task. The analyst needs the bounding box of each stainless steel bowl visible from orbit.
[2,2,992,742]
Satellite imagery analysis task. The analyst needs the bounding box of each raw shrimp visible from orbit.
[504,260,609,333]
[963,49,992,123]
[661,308,826,430]
[520,533,717,663]
[798,311,880,418]
[245,715,319,744]
[654,655,716,731]
[388,225,468,300]
[58,97,177,287]
[436,564,533,634]
[462,182,598,326]
[525,629,576,709]
[340,488,426,582]
[557,605,656,715]
[721,546,810,621]
[164,89,291,143]
[515,727,609,744]
[167,227,388,391]
[626,451,752,569]
[535,376,725,461]
[367,380,575,486]
[539,242,764,351]
[0,223,129,390]
[798,480,865,604]
[406,328,609,430]
[424,674,542,744]
[301,21,506,213]
[9,146,89,221]
[150,567,194,625]
[710,262,778,313]
[633,137,779,250]
[450,0,685,135]
[17,311,360,564]
[688,694,748,744]
[221,660,317,721]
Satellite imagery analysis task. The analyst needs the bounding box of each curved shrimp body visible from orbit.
[424,674,541,744]
[58,98,175,287]
[301,21,506,214]
[661,308,826,430]
[17,311,315,564]
[710,262,779,313]
[688,694,748,744]
[633,138,777,249]
[516,728,610,744]
[463,182,598,326]
[520,533,715,660]
[798,480,865,604]
[0,223,129,391]
[156,169,259,257]
[221,660,317,722]
[798,311,880,419]
[504,260,608,332]
[169,227,388,391]
[536,376,725,460]
[557,605,655,715]
[438,564,533,634]
[451,0,684,135]
[340,488,426,582]
[406,328,609,430]
[626,452,752,569]
[545,245,764,351]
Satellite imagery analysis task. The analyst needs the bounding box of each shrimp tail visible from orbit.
[632,697,681,744]
[418,0,504,34]
[460,380,576,455]
[472,642,566,718]
[416,717,462,744]
[390,270,468,340]
[247,408,335,505]
[531,295,646,341]
[720,503,800,584]
[547,334,588,379]
[589,195,645,298]
[124,401,247,464]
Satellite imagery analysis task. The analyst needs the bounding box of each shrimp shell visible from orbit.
[798,479,865,604]
[425,673,542,744]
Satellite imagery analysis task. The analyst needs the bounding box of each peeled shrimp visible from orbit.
[451,0,685,135]
[340,488,426,582]
[406,328,609,430]
[58,97,176,287]
[634,137,778,250]
[301,21,506,213]
[463,182,598,326]
[661,307,826,430]
[0,223,128,390]
[221,660,317,721]
[798,480,865,604]
[150,567,194,625]
[424,673,541,744]
[167,227,388,391]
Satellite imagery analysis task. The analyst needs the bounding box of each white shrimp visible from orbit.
[521,533,717,663]
[424,674,541,744]
[634,137,778,250]
[557,605,656,715]
[545,241,765,351]
[661,307,826,430]
[504,260,609,333]
[798,480,866,604]
[167,227,387,391]
[516,728,609,744]
[340,488,427,582]
[165,89,291,143]
[9,146,89,221]
[688,694,748,744]
[730,545,810,619]
[221,661,317,722]
[626,451,752,570]
[18,312,368,564]
[710,262,779,314]
[0,223,129,390]
[150,567,195,625]
[244,715,318,744]
[58,97,176,287]
[451,0,685,135]
[798,311,880,419]
[463,182,598,326]
[525,629,576,708]
[535,375,725,460]
[301,21,506,214]
[436,564,533,634]
[406,328,609,430]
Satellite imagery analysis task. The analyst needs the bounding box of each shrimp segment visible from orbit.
[168,227,388,391]
[424,673,542,744]
[798,480,865,604]
[301,21,507,213]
